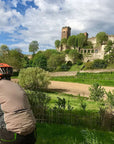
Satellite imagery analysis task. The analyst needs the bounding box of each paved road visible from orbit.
[49,81,114,97]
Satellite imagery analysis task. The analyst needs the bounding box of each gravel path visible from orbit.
[49,81,114,97]
[12,79,114,97]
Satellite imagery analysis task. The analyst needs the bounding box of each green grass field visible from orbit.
[51,72,114,87]
[46,92,99,112]
[35,123,114,144]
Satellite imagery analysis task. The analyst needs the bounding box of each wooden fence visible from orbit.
[36,108,114,131]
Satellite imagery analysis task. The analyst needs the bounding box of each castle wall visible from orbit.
[108,35,114,42]
[83,45,105,62]
[57,27,114,62]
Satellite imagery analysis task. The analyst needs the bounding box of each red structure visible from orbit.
[0,63,13,80]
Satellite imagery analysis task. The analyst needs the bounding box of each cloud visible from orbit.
[22,0,33,6]
[11,0,18,7]
[0,0,114,53]
[0,0,23,33]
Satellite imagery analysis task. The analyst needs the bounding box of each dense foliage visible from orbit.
[85,59,107,69]
[55,40,61,48]
[18,67,50,90]
[61,38,67,45]
[0,47,28,71]
[32,52,47,70]
[89,83,105,101]
[47,53,65,71]
[29,40,39,55]
[96,32,108,45]
[68,49,83,64]
[26,90,51,117]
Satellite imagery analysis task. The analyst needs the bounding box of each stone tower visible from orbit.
[61,26,71,39]
[84,32,88,39]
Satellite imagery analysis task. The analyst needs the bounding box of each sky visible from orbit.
[0,0,114,54]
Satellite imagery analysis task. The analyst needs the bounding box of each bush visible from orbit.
[85,59,107,69]
[32,53,47,70]
[92,59,107,69]
[26,90,51,117]
[89,83,105,102]
[76,59,83,65]
[18,67,50,90]
[105,90,114,108]
[78,94,87,111]
[61,63,70,71]
[85,61,93,69]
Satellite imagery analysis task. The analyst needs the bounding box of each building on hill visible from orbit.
[57,26,114,62]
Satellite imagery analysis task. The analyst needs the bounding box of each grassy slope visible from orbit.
[69,64,84,71]
[35,123,114,144]
[51,72,114,87]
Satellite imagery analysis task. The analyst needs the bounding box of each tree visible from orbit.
[105,40,113,53]
[67,35,77,48]
[68,49,83,64]
[77,33,87,48]
[55,40,61,48]
[47,53,65,71]
[96,32,108,45]
[107,48,114,64]
[84,41,93,49]
[3,49,27,71]
[44,49,59,59]
[105,90,114,109]
[0,44,9,55]
[89,83,105,102]
[104,43,114,64]
[61,38,67,45]
[29,41,39,55]
[32,52,47,70]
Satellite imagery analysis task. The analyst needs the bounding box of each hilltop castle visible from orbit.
[57,26,114,62]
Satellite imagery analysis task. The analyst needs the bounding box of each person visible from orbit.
[0,76,36,144]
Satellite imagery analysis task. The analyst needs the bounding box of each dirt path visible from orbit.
[12,79,114,97]
[49,81,114,97]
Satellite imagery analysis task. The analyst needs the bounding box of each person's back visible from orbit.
[0,80,36,144]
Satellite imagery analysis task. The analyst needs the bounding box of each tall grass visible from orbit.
[35,123,114,144]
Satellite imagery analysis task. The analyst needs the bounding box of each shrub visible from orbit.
[32,53,47,70]
[85,61,93,69]
[18,67,50,90]
[105,90,114,108]
[54,97,66,110]
[61,63,70,71]
[92,59,107,69]
[78,94,87,111]
[47,53,65,71]
[26,90,51,117]
[89,83,105,102]
[76,59,83,65]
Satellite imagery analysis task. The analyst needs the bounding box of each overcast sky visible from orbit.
[0,0,114,54]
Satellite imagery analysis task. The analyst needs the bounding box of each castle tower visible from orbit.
[61,26,71,39]
[84,32,88,39]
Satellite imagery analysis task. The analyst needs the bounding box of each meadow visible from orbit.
[51,72,114,86]
[35,123,114,144]
[46,92,99,112]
